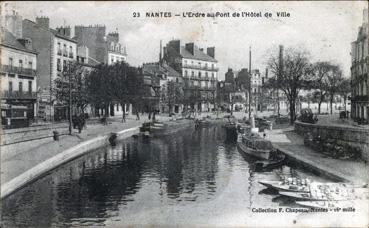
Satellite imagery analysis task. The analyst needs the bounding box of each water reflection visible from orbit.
[1,125,329,227]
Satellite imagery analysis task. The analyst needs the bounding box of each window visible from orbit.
[63,44,67,56]
[57,43,61,55]
[8,81,13,92]
[19,60,23,69]
[184,60,187,66]
[212,73,214,78]
[63,60,67,71]
[19,82,23,93]
[28,61,33,69]
[205,72,208,78]
[205,63,208,69]
[211,64,214,69]
[198,62,201,68]
[9,57,13,67]
[57,59,61,71]
[69,46,73,58]
[184,70,188,77]
[176,78,179,83]
[198,71,201,77]
[191,71,194,77]
[191,61,194,66]
[28,81,32,93]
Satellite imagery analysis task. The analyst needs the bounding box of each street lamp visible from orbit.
[68,62,72,135]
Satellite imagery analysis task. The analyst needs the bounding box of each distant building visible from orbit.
[106,32,127,65]
[1,28,38,128]
[162,40,218,112]
[22,17,77,121]
[73,26,127,65]
[351,8,368,121]
[143,62,183,113]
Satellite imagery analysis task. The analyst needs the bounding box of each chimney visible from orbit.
[207,47,215,58]
[185,43,195,55]
[168,40,181,54]
[36,16,49,29]
[17,38,33,50]
[56,26,71,38]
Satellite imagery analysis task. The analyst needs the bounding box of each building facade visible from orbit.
[1,29,38,128]
[22,17,77,120]
[106,32,127,65]
[163,40,218,112]
[351,8,369,121]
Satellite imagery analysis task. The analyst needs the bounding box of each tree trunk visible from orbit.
[344,96,347,112]
[289,99,296,125]
[122,103,126,122]
[318,100,322,114]
[330,95,334,115]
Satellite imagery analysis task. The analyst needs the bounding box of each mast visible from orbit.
[248,46,252,119]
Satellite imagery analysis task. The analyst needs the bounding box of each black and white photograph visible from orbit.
[0,1,368,227]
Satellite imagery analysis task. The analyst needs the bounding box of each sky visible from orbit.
[3,1,368,80]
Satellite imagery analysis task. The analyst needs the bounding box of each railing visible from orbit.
[1,90,37,99]
[182,64,219,71]
[0,65,36,77]
[69,53,74,58]
[63,50,68,57]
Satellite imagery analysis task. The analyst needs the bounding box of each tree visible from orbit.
[265,47,313,124]
[326,65,344,114]
[54,62,89,115]
[311,62,334,114]
[85,64,114,117]
[161,80,184,116]
[110,61,130,122]
[337,78,351,112]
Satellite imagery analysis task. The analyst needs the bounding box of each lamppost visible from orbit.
[68,62,72,135]
[248,46,252,119]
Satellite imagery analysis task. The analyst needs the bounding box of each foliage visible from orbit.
[54,62,89,114]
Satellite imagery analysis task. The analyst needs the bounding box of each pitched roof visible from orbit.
[180,46,217,62]
[0,28,38,54]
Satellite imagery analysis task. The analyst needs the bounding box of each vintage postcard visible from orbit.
[1,1,368,227]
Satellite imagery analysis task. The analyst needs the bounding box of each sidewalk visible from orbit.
[265,127,369,183]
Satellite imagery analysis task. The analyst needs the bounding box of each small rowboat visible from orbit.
[258,179,311,193]
[279,184,369,201]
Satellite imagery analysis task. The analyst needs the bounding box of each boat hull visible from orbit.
[237,140,270,160]
[258,180,310,193]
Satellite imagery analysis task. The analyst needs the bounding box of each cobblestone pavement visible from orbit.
[265,127,369,183]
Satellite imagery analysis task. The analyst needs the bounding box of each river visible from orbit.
[2,125,336,227]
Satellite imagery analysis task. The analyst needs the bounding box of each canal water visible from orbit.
[1,125,338,227]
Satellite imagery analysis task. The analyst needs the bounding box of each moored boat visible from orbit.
[279,183,369,201]
[237,132,273,160]
[258,178,311,193]
[254,150,286,171]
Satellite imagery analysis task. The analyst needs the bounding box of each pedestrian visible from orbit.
[136,111,140,120]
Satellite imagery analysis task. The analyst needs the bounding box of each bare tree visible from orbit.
[326,65,344,114]
[265,47,313,124]
[311,62,334,114]
[337,78,351,113]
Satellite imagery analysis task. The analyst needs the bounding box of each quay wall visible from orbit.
[294,121,369,161]
[1,127,139,199]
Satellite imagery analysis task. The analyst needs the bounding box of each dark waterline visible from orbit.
[1,125,330,227]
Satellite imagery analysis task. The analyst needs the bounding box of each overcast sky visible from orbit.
[3,1,368,80]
